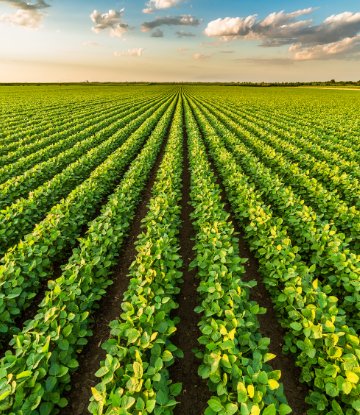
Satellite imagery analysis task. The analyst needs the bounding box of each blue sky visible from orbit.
[0,0,359,82]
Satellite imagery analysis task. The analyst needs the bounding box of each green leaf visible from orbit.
[16,370,32,379]
[95,367,109,377]
[68,359,79,369]
[353,401,360,413]
[258,337,270,349]
[263,404,276,415]
[127,329,140,344]
[146,399,156,412]
[121,396,135,410]
[279,404,292,415]
[258,371,268,384]
[136,397,145,411]
[156,390,167,406]
[208,398,223,412]
[155,357,163,370]
[290,322,302,331]
[341,381,352,394]
[225,403,238,415]
[59,339,69,351]
[240,403,249,415]
[46,376,57,392]
[58,398,68,408]
[250,305,259,314]
[40,402,54,415]
[170,383,182,397]
[325,382,339,397]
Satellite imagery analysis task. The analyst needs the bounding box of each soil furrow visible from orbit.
[170,116,212,415]
[60,119,172,415]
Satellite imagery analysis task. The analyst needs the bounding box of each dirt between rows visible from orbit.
[170,120,212,415]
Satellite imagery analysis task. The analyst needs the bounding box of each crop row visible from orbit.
[183,97,291,415]
[185,94,360,414]
[193,93,360,200]
[197,87,360,139]
[210,93,360,153]
[0,92,179,415]
[203,96,360,211]
[0,92,169,172]
[194,96,360,247]
[0,94,176,344]
[89,95,184,415]
[0,86,166,137]
[0,97,130,153]
[188,94,360,331]
[190,94,360,327]
[0,93,168,210]
[0,94,172,257]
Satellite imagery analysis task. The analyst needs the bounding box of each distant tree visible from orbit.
[330,79,335,83]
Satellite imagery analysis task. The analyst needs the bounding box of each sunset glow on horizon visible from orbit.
[1,0,360,82]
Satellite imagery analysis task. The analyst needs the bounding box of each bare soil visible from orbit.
[170,119,212,415]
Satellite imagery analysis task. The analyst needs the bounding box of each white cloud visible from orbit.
[83,41,99,46]
[204,15,257,38]
[147,0,181,9]
[142,8,154,13]
[114,48,146,57]
[192,53,211,59]
[204,8,360,60]
[204,8,315,42]
[177,45,188,51]
[0,8,43,28]
[141,15,202,32]
[290,35,360,60]
[90,9,129,37]
[0,0,50,29]
[110,25,129,37]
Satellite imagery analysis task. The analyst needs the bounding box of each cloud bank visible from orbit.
[90,9,130,38]
[0,0,50,28]
[204,8,360,60]
[141,15,202,32]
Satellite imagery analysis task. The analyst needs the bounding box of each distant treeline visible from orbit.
[1,80,360,87]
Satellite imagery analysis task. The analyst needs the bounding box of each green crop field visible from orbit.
[1,85,360,415]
